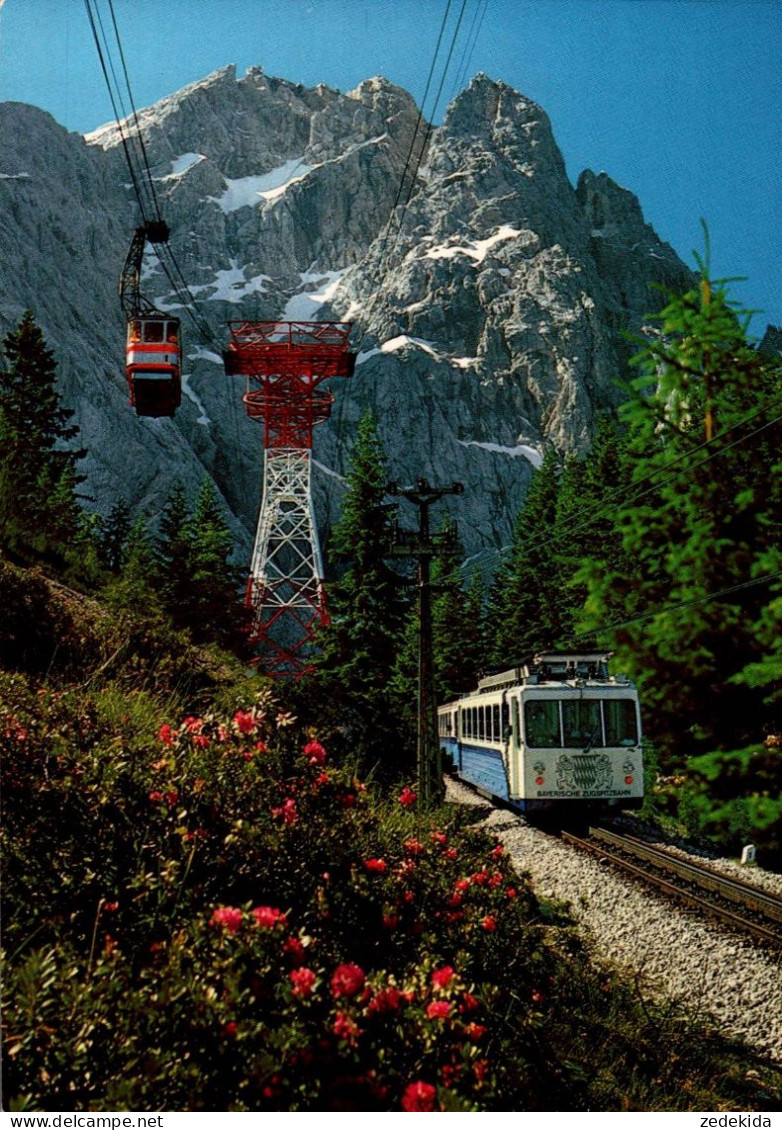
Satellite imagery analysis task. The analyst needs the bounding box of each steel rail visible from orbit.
[560,830,782,947]
[590,826,782,925]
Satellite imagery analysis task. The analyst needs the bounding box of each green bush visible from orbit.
[3,689,778,1112]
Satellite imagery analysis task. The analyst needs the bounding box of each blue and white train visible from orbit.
[438,652,643,815]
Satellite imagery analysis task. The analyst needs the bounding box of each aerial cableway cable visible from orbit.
[324,0,480,522]
[349,0,474,359]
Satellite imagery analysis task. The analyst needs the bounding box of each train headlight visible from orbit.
[535,776,544,786]
[625,775,633,785]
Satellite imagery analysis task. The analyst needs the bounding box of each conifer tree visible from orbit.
[156,481,192,613]
[489,448,561,665]
[578,260,781,858]
[0,312,84,560]
[98,499,132,573]
[184,478,243,648]
[312,410,405,766]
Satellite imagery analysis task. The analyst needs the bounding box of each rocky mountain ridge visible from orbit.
[0,66,696,565]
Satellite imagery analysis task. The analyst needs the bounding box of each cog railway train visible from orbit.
[438,652,644,815]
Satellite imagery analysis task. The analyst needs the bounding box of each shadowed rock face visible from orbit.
[0,68,693,566]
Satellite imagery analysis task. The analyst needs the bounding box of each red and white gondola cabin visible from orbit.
[126,314,182,418]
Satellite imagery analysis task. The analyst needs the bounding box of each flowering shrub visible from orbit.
[2,674,777,1113]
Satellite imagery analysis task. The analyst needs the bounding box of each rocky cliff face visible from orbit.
[0,67,693,564]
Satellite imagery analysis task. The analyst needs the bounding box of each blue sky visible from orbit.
[1,0,780,331]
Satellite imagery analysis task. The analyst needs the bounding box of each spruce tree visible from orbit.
[184,478,243,648]
[0,312,84,560]
[489,448,561,665]
[98,499,132,573]
[578,262,781,857]
[312,410,405,767]
[156,481,192,614]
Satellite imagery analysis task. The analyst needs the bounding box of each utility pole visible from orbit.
[388,478,463,807]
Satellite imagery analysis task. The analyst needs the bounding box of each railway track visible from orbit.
[561,825,782,947]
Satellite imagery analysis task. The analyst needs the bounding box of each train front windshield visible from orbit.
[524,698,638,749]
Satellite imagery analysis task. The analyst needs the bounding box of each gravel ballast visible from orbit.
[446,777,782,1063]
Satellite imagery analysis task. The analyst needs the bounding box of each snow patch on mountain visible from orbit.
[208,158,314,212]
[181,372,210,426]
[281,270,349,321]
[158,152,206,180]
[422,225,524,264]
[459,440,543,468]
[190,261,270,303]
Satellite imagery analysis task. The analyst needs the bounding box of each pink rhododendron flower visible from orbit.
[442,847,458,861]
[404,837,424,856]
[402,1081,437,1112]
[364,858,388,874]
[221,1021,238,1039]
[398,785,417,808]
[303,739,327,765]
[158,723,175,745]
[481,915,497,932]
[489,843,505,859]
[271,798,298,824]
[289,967,316,998]
[426,1000,451,1020]
[233,709,257,735]
[506,886,518,900]
[465,1022,487,1041]
[148,790,164,803]
[460,992,480,1014]
[431,966,455,990]
[282,935,306,965]
[333,1010,362,1044]
[252,905,286,929]
[211,906,243,934]
[430,831,447,845]
[183,716,203,734]
[192,734,210,749]
[330,962,365,998]
[368,985,402,1014]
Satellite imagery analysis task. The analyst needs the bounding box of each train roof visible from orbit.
[458,652,634,695]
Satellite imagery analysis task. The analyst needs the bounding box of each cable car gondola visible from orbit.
[119,221,181,418]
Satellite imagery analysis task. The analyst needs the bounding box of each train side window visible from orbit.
[144,321,164,343]
[524,699,560,748]
[492,704,500,742]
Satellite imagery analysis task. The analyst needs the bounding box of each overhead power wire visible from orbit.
[561,568,782,648]
[501,395,782,565]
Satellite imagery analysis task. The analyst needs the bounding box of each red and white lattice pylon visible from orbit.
[224,321,355,676]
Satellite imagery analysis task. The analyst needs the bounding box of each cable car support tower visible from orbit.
[223,321,355,677]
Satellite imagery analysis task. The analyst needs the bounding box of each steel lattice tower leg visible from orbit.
[223,321,355,676]
[246,449,328,676]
